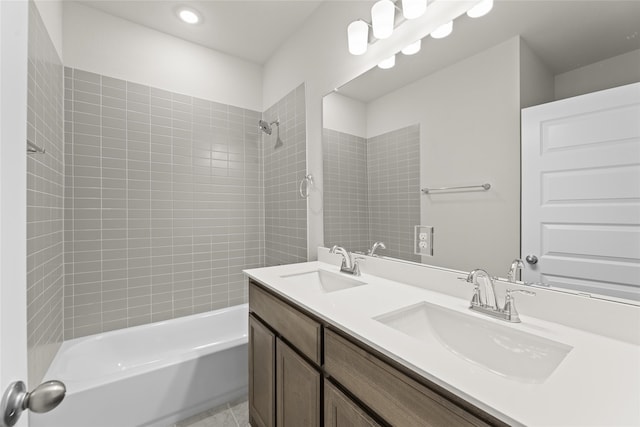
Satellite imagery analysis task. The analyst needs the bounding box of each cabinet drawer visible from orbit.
[249,281,322,365]
[324,329,496,427]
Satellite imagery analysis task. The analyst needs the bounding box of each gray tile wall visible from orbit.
[64,68,264,339]
[262,84,307,266]
[27,2,65,386]
[322,129,370,253]
[367,125,421,262]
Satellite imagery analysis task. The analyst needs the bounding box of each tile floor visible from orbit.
[174,399,249,427]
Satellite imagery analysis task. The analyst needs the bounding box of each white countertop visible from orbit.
[244,258,640,426]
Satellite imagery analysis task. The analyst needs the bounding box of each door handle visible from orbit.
[1,380,65,427]
[525,255,538,265]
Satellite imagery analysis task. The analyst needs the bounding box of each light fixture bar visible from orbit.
[347,0,492,56]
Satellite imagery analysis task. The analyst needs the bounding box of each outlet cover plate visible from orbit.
[414,225,434,256]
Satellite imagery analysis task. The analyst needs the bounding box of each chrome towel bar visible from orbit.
[421,183,490,194]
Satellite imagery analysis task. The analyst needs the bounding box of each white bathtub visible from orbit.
[31,304,248,427]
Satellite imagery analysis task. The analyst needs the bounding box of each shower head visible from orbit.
[258,119,273,135]
[259,119,282,149]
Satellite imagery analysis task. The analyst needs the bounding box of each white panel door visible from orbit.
[522,82,640,301]
[0,0,30,426]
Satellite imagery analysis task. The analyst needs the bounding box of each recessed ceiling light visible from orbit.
[178,8,200,24]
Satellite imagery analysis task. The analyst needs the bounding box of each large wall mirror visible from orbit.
[322,1,640,300]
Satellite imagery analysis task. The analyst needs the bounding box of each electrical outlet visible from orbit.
[414,226,434,256]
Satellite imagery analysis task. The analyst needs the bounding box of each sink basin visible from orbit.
[280,269,367,293]
[375,302,572,383]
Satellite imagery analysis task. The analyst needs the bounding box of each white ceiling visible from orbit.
[77,0,325,64]
[76,0,640,92]
[339,0,640,102]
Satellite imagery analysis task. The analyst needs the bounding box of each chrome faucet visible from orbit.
[367,241,386,256]
[465,268,535,322]
[467,269,498,310]
[330,245,362,276]
[507,259,525,283]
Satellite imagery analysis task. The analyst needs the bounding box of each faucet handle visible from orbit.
[503,289,536,323]
[506,289,536,297]
[352,256,365,276]
[457,277,482,307]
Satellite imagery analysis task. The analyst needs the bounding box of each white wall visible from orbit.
[34,0,63,59]
[519,38,554,108]
[364,38,521,275]
[1,0,29,397]
[322,92,366,138]
[62,2,262,111]
[555,49,640,101]
[262,0,478,260]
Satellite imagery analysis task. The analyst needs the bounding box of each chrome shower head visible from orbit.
[258,119,273,135]
[259,119,282,149]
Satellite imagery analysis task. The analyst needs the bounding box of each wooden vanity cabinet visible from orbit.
[248,279,505,427]
[249,280,322,427]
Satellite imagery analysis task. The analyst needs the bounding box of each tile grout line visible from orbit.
[226,402,241,427]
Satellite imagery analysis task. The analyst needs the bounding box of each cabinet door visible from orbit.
[324,379,381,427]
[276,338,321,427]
[249,315,276,427]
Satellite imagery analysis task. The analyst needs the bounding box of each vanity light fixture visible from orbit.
[467,0,494,18]
[378,54,396,69]
[401,0,427,20]
[371,0,395,39]
[178,7,200,24]
[347,0,491,55]
[346,0,425,55]
[348,20,370,55]
[431,20,453,39]
[401,39,421,55]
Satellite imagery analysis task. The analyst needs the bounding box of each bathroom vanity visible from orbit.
[248,279,501,427]
[244,249,640,426]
